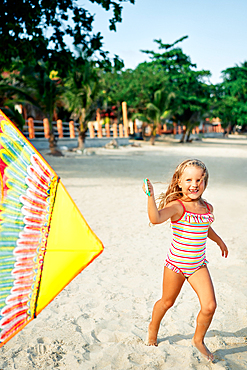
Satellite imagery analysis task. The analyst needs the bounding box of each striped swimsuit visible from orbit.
[165,199,214,278]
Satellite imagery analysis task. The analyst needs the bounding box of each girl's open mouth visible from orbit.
[189,189,199,194]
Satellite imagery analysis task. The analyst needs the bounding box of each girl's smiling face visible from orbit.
[178,166,205,200]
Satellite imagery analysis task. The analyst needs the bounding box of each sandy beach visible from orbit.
[0,137,247,369]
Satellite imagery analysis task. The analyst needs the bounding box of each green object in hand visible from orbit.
[144,178,150,196]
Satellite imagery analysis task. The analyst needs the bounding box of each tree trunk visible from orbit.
[150,135,155,145]
[77,130,87,150]
[73,109,87,152]
[47,115,63,156]
[225,123,231,136]
[150,124,156,145]
[141,122,146,140]
[48,132,63,156]
[156,123,162,135]
[186,128,192,142]
[180,126,187,143]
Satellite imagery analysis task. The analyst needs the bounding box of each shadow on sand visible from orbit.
[158,327,247,366]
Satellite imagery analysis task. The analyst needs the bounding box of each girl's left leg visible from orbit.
[188,266,217,361]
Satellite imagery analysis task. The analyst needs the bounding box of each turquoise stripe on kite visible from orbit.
[0,216,25,225]
[0,227,23,233]
[5,168,26,185]
[0,231,20,238]
[0,121,34,156]
[0,136,30,167]
[0,203,23,213]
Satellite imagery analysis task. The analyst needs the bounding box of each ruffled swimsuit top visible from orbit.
[165,199,214,278]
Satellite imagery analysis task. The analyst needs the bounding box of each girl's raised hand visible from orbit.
[142,179,154,197]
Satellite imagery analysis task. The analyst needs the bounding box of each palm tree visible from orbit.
[62,57,100,150]
[146,89,175,143]
[20,62,64,155]
[133,88,175,144]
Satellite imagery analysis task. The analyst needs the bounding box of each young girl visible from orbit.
[143,159,228,362]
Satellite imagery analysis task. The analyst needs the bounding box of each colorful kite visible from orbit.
[0,110,104,347]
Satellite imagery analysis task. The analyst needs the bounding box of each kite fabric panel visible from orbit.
[0,110,104,347]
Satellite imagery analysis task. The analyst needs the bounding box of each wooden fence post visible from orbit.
[119,124,123,137]
[113,120,118,137]
[134,119,138,134]
[43,118,50,138]
[105,122,110,137]
[122,101,129,137]
[27,117,35,139]
[96,109,102,138]
[88,122,95,138]
[57,119,63,138]
[69,120,75,138]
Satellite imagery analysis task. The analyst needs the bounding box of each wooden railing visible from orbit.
[24,102,130,140]
[23,118,129,139]
[169,123,224,135]
[23,119,78,139]
[23,116,223,140]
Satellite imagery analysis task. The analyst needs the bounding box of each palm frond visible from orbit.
[146,103,160,113]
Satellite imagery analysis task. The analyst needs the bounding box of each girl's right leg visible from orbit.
[148,266,185,345]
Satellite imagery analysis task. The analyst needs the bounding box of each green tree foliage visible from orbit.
[1,0,134,152]
[102,37,213,143]
[142,37,212,142]
[99,61,169,132]
[213,62,247,131]
[0,68,38,128]
[1,62,65,154]
[1,0,134,74]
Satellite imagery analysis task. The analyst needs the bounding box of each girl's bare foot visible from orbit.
[191,337,214,362]
[146,323,158,346]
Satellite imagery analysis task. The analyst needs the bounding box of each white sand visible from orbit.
[0,138,247,369]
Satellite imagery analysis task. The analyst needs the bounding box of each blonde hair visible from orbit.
[157,159,209,210]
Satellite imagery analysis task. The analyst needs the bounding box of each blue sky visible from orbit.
[77,0,247,84]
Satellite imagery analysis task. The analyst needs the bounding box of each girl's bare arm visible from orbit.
[143,180,181,224]
[147,196,180,224]
[208,226,228,258]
